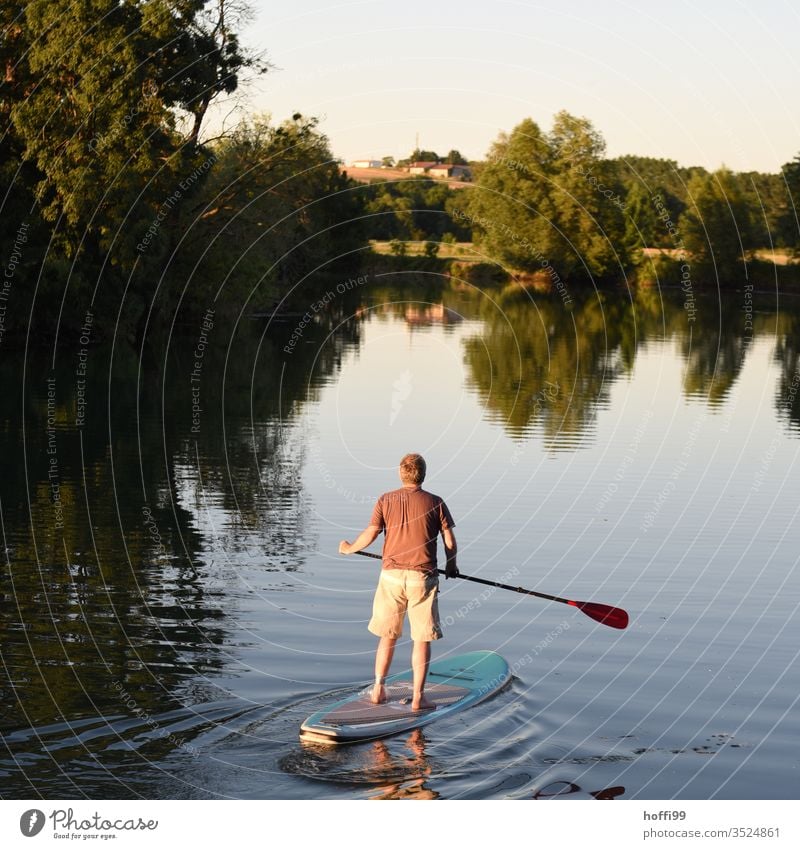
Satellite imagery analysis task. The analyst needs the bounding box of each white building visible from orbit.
[407,161,439,175]
[429,164,472,180]
[351,159,383,168]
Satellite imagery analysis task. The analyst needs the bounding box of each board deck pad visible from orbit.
[300,650,510,745]
[323,682,470,725]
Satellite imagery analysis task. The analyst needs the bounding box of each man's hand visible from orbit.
[442,527,458,579]
[339,526,381,557]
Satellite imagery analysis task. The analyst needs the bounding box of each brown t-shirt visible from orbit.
[370,486,456,573]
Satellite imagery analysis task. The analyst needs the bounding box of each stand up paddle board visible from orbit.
[300,650,510,745]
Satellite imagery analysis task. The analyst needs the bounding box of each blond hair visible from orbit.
[399,453,426,485]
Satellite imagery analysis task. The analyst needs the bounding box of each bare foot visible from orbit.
[411,693,436,712]
[370,683,387,704]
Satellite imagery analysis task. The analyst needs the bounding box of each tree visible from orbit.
[381,156,395,168]
[3,0,268,338]
[622,180,660,255]
[444,149,468,165]
[738,170,791,249]
[467,113,629,280]
[681,168,756,277]
[779,154,800,253]
[466,118,555,271]
[170,0,270,148]
[362,178,467,241]
[169,114,365,311]
[409,148,439,163]
[0,2,44,288]
[610,156,694,209]
[547,110,627,277]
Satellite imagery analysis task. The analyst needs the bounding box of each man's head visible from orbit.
[399,453,426,486]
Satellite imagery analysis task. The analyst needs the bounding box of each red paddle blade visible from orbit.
[571,600,629,629]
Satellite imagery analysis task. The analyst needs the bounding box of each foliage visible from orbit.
[167,114,365,314]
[0,0,366,343]
[680,168,757,276]
[736,171,790,249]
[398,148,440,166]
[622,180,660,257]
[609,155,695,247]
[362,178,470,242]
[409,148,439,162]
[466,112,629,281]
[778,154,800,253]
[444,149,468,165]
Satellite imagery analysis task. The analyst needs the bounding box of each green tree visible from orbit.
[171,0,269,147]
[0,2,47,331]
[444,149,468,165]
[610,156,693,210]
[15,2,182,245]
[466,117,555,271]
[2,0,267,338]
[681,168,756,276]
[778,154,800,253]
[622,180,660,256]
[168,114,365,313]
[739,170,790,249]
[548,110,628,277]
[363,177,468,241]
[467,113,629,280]
[409,148,439,163]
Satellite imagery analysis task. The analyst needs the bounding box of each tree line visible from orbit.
[3,3,800,348]
[460,112,800,284]
[351,114,800,285]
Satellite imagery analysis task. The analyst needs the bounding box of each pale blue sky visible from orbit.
[239,0,800,172]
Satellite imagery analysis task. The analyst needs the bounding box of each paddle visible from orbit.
[352,550,629,630]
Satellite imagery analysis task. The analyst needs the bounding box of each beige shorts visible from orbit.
[368,569,442,641]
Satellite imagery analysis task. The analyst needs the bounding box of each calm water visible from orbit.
[1,275,799,800]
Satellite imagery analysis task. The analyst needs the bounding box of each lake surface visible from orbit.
[2,274,799,800]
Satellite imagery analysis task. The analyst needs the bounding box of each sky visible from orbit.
[235,0,800,173]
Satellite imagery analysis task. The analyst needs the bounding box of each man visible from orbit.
[339,453,458,711]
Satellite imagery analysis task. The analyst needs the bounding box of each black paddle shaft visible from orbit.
[350,549,629,629]
[352,549,568,603]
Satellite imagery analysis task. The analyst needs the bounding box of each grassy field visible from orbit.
[642,247,798,265]
[369,240,482,260]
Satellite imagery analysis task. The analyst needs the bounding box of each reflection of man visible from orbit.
[371,730,438,800]
[339,453,458,711]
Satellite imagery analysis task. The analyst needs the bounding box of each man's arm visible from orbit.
[339,525,381,555]
[442,527,459,578]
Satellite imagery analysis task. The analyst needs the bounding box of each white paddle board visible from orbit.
[300,650,510,745]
